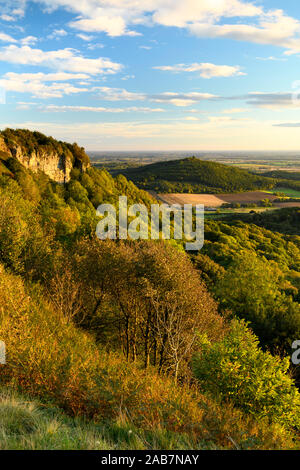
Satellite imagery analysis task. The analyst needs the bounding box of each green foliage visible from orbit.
[262,170,300,181]
[192,253,225,289]
[199,220,300,353]
[193,319,300,429]
[0,178,53,275]
[203,219,300,273]
[217,207,300,236]
[214,253,300,352]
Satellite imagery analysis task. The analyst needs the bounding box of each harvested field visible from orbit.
[274,202,300,208]
[157,191,279,208]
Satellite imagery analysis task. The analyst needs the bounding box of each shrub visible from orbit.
[193,319,300,430]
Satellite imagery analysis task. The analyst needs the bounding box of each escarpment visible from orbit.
[0,129,90,183]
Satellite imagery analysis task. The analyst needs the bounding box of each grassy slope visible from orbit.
[0,388,207,450]
[274,187,300,198]
[0,263,294,450]
[0,389,112,450]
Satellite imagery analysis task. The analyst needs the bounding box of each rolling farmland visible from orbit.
[157,191,300,209]
[157,191,277,207]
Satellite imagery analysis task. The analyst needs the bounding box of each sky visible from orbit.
[1,1,300,150]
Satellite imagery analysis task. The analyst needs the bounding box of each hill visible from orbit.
[118,157,276,193]
[1,131,300,450]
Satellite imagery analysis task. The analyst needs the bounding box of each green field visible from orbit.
[204,207,277,220]
[267,187,300,198]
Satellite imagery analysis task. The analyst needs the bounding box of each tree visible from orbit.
[73,239,224,380]
[214,252,300,353]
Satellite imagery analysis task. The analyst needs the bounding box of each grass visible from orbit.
[1,386,297,451]
[0,388,114,450]
[204,207,277,220]
[0,388,255,450]
[0,388,200,450]
[267,187,300,198]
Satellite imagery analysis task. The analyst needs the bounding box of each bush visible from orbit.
[193,319,300,430]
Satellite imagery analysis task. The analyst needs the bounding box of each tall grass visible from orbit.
[0,389,113,450]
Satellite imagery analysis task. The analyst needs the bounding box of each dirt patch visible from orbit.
[157,191,279,208]
[274,202,300,208]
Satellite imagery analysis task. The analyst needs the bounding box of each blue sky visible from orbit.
[1,0,300,150]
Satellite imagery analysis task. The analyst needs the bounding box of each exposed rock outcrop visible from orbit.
[0,130,90,183]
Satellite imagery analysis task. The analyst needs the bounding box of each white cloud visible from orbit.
[47,29,68,40]
[0,33,38,46]
[87,42,105,50]
[256,56,287,61]
[154,62,245,79]
[21,35,38,45]
[0,72,91,98]
[8,1,300,53]
[184,116,200,121]
[4,72,90,81]
[188,9,300,54]
[150,91,219,107]
[16,101,39,110]
[96,87,146,102]
[0,33,17,43]
[0,14,15,21]
[77,33,94,41]
[41,104,165,113]
[0,45,122,74]
[94,87,219,107]
[0,0,26,19]
[69,16,138,37]
[221,108,249,113]
[121,74,135,81]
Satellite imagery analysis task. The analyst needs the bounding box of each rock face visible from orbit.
[11,146,74,184]
[0,136,8,154]
[0,134,89,183]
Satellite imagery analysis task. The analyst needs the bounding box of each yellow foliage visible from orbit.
[0,265,295,449]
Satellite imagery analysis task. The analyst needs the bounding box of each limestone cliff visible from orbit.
[0,129,90,183]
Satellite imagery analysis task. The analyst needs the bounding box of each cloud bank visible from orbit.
[4,0,300,53]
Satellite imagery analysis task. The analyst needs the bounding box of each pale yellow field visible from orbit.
[157,191,280,208]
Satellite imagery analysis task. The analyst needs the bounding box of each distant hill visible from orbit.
[260,170,300,193]
[119,157,276,193]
